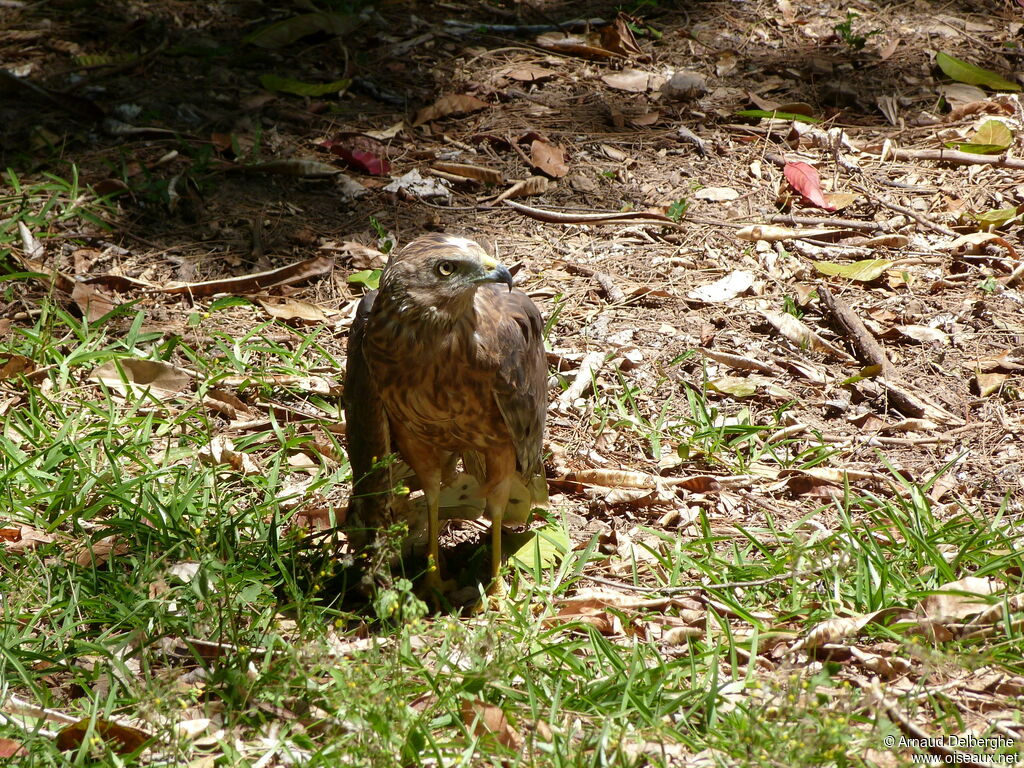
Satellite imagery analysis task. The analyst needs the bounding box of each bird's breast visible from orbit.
[364,306,510,451]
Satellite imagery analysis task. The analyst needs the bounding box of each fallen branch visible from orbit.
[852,185,957,237]
[818,285,962,424]
[874,146,1024,170]
[564,263,626,303]
[504,200,685,229]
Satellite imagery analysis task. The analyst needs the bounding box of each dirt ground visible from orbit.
[5,0,1022,517]
[3,0,1024,752]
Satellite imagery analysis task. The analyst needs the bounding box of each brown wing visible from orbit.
[479,284,547,478]
[343,290,392,542]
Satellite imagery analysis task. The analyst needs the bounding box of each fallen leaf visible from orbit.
[364,121,405,140]
[936,51,1020,91]
[431,162,503,184]
[413,94,489,126]
[71,282,116,321]
[813,259,891,281]
[600,13,644,57]
[461,700,522,750]
[504,66,556,83]
[823,192,859,210]
[895,325,950,345]
[256,296,329,323]
[245,11,361,48]
[383,168,452,201]
[535,32,621,60]
[90,359,192,400]
[794,608,906,651]
[920,577,1002,620]
[601,69,653,92]
[160,256,334,296]
[260,74,350,97]
[508,522,570,571]
[0,739,28,758]
[0,355,36,380]
[56,719,152,754]
[687,270,754,302]
[321,134,391,175]
[975,372,1007,397]
[784,161,835,210]
[529,139,569,177]
[694,186,739,202]
[73,535,128,568]
[761,311,855,360]
[945,118,1013,154]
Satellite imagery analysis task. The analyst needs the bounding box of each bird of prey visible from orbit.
[344,233,547,595]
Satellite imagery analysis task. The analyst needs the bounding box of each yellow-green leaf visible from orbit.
[245,12,360,48]
[708,376,760,397]
[508,522,569,571]
[347,269,380,290]
[259,75,351,97]
[735,109,820,124]
[936,52,1020,92]
[945,119,1013,154]
[813,259,891,281]
[970,207,1019,228]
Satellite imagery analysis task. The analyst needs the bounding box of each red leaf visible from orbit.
[0,738,28,758]
[320,135,391,175]
[784,161,835,211]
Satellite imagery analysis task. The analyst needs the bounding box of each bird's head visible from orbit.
[378,234,514,320]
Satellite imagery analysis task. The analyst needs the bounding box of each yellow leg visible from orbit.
[420,481,455,602]
[484,476,512,602]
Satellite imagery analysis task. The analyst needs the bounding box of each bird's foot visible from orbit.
[418,569,457,611]
[471,575,508,614]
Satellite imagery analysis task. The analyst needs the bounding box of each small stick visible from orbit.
[558,350,605,409]
[565,263,626,303]
[853,185,957,237]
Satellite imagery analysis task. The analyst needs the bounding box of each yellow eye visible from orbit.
[436,260,457,277]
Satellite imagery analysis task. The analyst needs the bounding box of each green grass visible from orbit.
[1,176,1022,766]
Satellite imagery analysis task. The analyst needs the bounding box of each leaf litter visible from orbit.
[3,0,1024,763]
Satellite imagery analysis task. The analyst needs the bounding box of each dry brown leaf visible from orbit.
[1,524,54,552]
[198,436,261,475]
[601,13,644,57]
[919,577,1002,621]
[0,739,28,758]
[202,388,252,420]
[219,373,342,396]
[74,535,127,568]
[535,32,621,60]
[629,111,661,126]
[567,468,658,488]
[601,69,653,92]
[461,699,522,750]
[69,283,117,322]
[893,325,950,345]
[431,162,503,184]
[761,310,856,361]
[413,94,489,126]
[256,296,330,323]
[56,719,151,754]
[975,372,1007,397]
[504,66,556,83]
[794,607,906,651]
[335,241,387,269]
[0,354,36,380]
[90,359,192,400]
[529,139,569,178]
[160,256,334,297]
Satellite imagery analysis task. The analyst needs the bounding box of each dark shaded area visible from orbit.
[3,0,1020,271]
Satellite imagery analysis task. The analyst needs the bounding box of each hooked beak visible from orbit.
[476,255,514,291]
